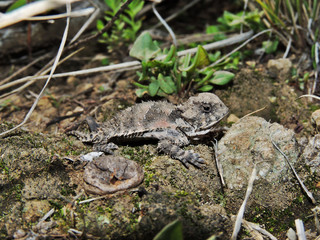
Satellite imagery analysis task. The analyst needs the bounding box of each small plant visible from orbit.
[255,0,320,92]
[153,219,183,240]
[129,32,235,97]
[97,0,144,56]
[206,10,264,33]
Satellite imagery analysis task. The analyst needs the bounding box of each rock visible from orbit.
[267,58,292,80]
[311,109,320,129]
[83,155,144,195]
[302,134,320,174]
[22,200,51,223]
[217,116,300,209]
[22,173,67,199]
[227,114,239,123]
[218,116,299,189]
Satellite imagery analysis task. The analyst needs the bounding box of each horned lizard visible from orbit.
[68,93,229,168]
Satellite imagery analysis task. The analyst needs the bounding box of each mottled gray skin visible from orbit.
[69,93,229,168]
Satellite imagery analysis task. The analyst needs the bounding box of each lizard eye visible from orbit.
[202,104,211,113]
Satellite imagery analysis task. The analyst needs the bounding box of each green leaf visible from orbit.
[206,235,217,240]
[136,88,148,97]
[129,32,161,61]
[208,51,221,62]
[162,45,177,63]
[198,85,213,92]
[158,74,176,94]
[128,0,144,17]
[209,71,234,85]
[180,53,192,69]
[262,40,279,54]
[97,19,105,31]
[132,81,148,89]
[194,45,210,68]
[153,220,183,240]
[206,25,220,34]
[6,0,27,12]
[179,45,209,73]
[148,81,160,96]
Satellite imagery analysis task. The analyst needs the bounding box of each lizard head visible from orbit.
[178,93,229,135]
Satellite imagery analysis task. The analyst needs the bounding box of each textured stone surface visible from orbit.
[218,116,299,190]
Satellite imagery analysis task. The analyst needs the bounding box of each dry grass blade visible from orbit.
[151,0,200,29]
[69,7,100,44]
[231,164,257,240]
[212,139,225,187]
[37,208,55,226]
[208,29,271,68]
[298,94,320,101]
[242,219,278,240]
[0,0,79,29]
[0,48,84,99]
[0,2,71,137]
[0,31,253,97]
[242,106,267,118]
[152,2,177,46]
[26,7,94,21]
[0,53,51,85]
[271,138,316,204]
[295,219,307,240]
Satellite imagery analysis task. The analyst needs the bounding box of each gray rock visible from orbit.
[302,134,320,174]
[217,116,300,209]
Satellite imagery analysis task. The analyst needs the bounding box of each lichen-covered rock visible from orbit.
[302,134,320,174]
[217,116,300,209]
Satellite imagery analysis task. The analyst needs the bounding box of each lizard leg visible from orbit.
[157,140,205,168]
[94,142,118,154]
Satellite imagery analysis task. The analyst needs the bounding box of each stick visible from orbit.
[0,2,71,137]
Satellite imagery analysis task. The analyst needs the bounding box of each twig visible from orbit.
[183,30,253,57]
[152,2,177,46]
[208,29,271,68]
[0,30,253,96]
[270,137,316,204]
[69,7,100,44]
[0,2,71,137]
[242,106,267,118]
[212,139,225,187]
[68,0,134,50]
[295,219,307,240]
[0,48,85,99]
[312,42,319,94]
[150,0,200,29]
[283,36,292,59]
[26,7,94,21]
[37,208,55,226]
[298,94,320,101]
[231,164,257,240]
[242,219,278,240]
[0,53,50,86]
[0,0,78,29]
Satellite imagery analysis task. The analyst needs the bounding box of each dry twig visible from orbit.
[0,2,71,137]
[231,164,257,240]
[270,137,316,204]
[0,0,78,29]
